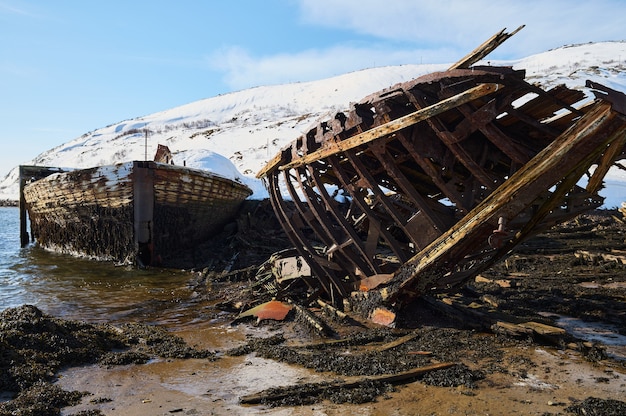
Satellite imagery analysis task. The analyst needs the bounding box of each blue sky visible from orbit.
[2,0,626,178]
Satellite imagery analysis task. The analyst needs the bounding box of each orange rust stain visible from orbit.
[370,307,396,327]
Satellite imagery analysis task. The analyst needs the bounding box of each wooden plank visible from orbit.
[373,333,419,352]
[239,362,456,405]
[370,146,448,246]
[518,321,566,336]
[586,133,626,193]
[278,83,503,171]
[449,25,524,70]
[288,167,358,298]
[381,101,623,301]
[267,172,335,297]
[307,165,380,275]
[342,149,425,251]
[395,132,467,210]
[327,155,410,263]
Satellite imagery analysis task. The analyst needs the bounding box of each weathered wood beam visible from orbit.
[449,25,524,70]
[343,148,426,251]
[379,101,625,303]
[456,103,534,165]
[412,96,499,190]
[257,147,288,178]
[395,131,467,210]
[369,145,448,246]
[307,165,380,275]
[283,169,352,299]
[239,362,456,405]
[586,132,626,193]
[267,172,335,298]
[277,83,503,171]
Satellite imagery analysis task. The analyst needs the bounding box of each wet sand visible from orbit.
[56,325,626,416]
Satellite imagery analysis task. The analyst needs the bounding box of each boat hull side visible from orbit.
[23,161,253,267]
[23,163,135,262]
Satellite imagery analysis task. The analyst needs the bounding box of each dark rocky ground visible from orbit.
[1,205,625,415]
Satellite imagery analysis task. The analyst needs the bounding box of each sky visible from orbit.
[2,0,626,179]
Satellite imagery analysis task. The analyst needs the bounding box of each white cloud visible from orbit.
[209,0,626,91]
[208,44,460,91]
[0,1,43,18]
[297,0,626,55]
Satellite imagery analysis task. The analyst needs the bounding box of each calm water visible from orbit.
[0,207,208,328]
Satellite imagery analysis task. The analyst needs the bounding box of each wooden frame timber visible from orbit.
[257,27,626,320]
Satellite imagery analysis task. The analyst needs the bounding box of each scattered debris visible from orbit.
[235,300,293,323]
[566,397,626,415]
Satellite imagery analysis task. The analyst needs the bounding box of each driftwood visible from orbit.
[239,362,456,405]
[373,333,419,352]
[316,299,348,321]
[290,301,336,337]
[421,295,568,345]
[575,250,626,265]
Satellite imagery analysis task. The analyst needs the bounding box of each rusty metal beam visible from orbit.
[307,165,382,274]
[327,155,410,263]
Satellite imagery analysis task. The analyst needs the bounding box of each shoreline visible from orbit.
[1,209,626,415]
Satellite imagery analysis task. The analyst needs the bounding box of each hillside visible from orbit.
[1,41,625,205]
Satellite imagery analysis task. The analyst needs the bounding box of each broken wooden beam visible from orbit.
[373,333,419,352]
[449,25,525,70]
[239,362,456,405]
[278,83,503,171]
[378,100,626,306]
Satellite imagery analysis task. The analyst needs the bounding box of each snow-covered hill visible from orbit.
[2,41,625,206]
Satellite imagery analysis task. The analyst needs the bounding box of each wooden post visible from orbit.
[18,165,64,247]
[133,161,155,266]
[19,166,29,247]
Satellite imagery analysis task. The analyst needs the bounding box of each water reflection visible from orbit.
[540,311,626,360]
[4,243,207,329]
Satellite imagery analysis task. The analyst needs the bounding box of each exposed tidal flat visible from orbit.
[2,207,626,415]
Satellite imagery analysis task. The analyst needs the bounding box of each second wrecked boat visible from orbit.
[257,27,626,323]
[20,146,252,267]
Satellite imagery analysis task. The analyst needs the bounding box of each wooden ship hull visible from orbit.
[20,160,252,267]
[257,28,626,321]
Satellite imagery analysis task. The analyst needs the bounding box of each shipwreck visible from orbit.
[19,145,252,267]
[256,27,626,324]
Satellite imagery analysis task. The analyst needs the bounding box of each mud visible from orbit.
[476,211,626,336]
[1,208,626,415]
[0,305,215,416]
